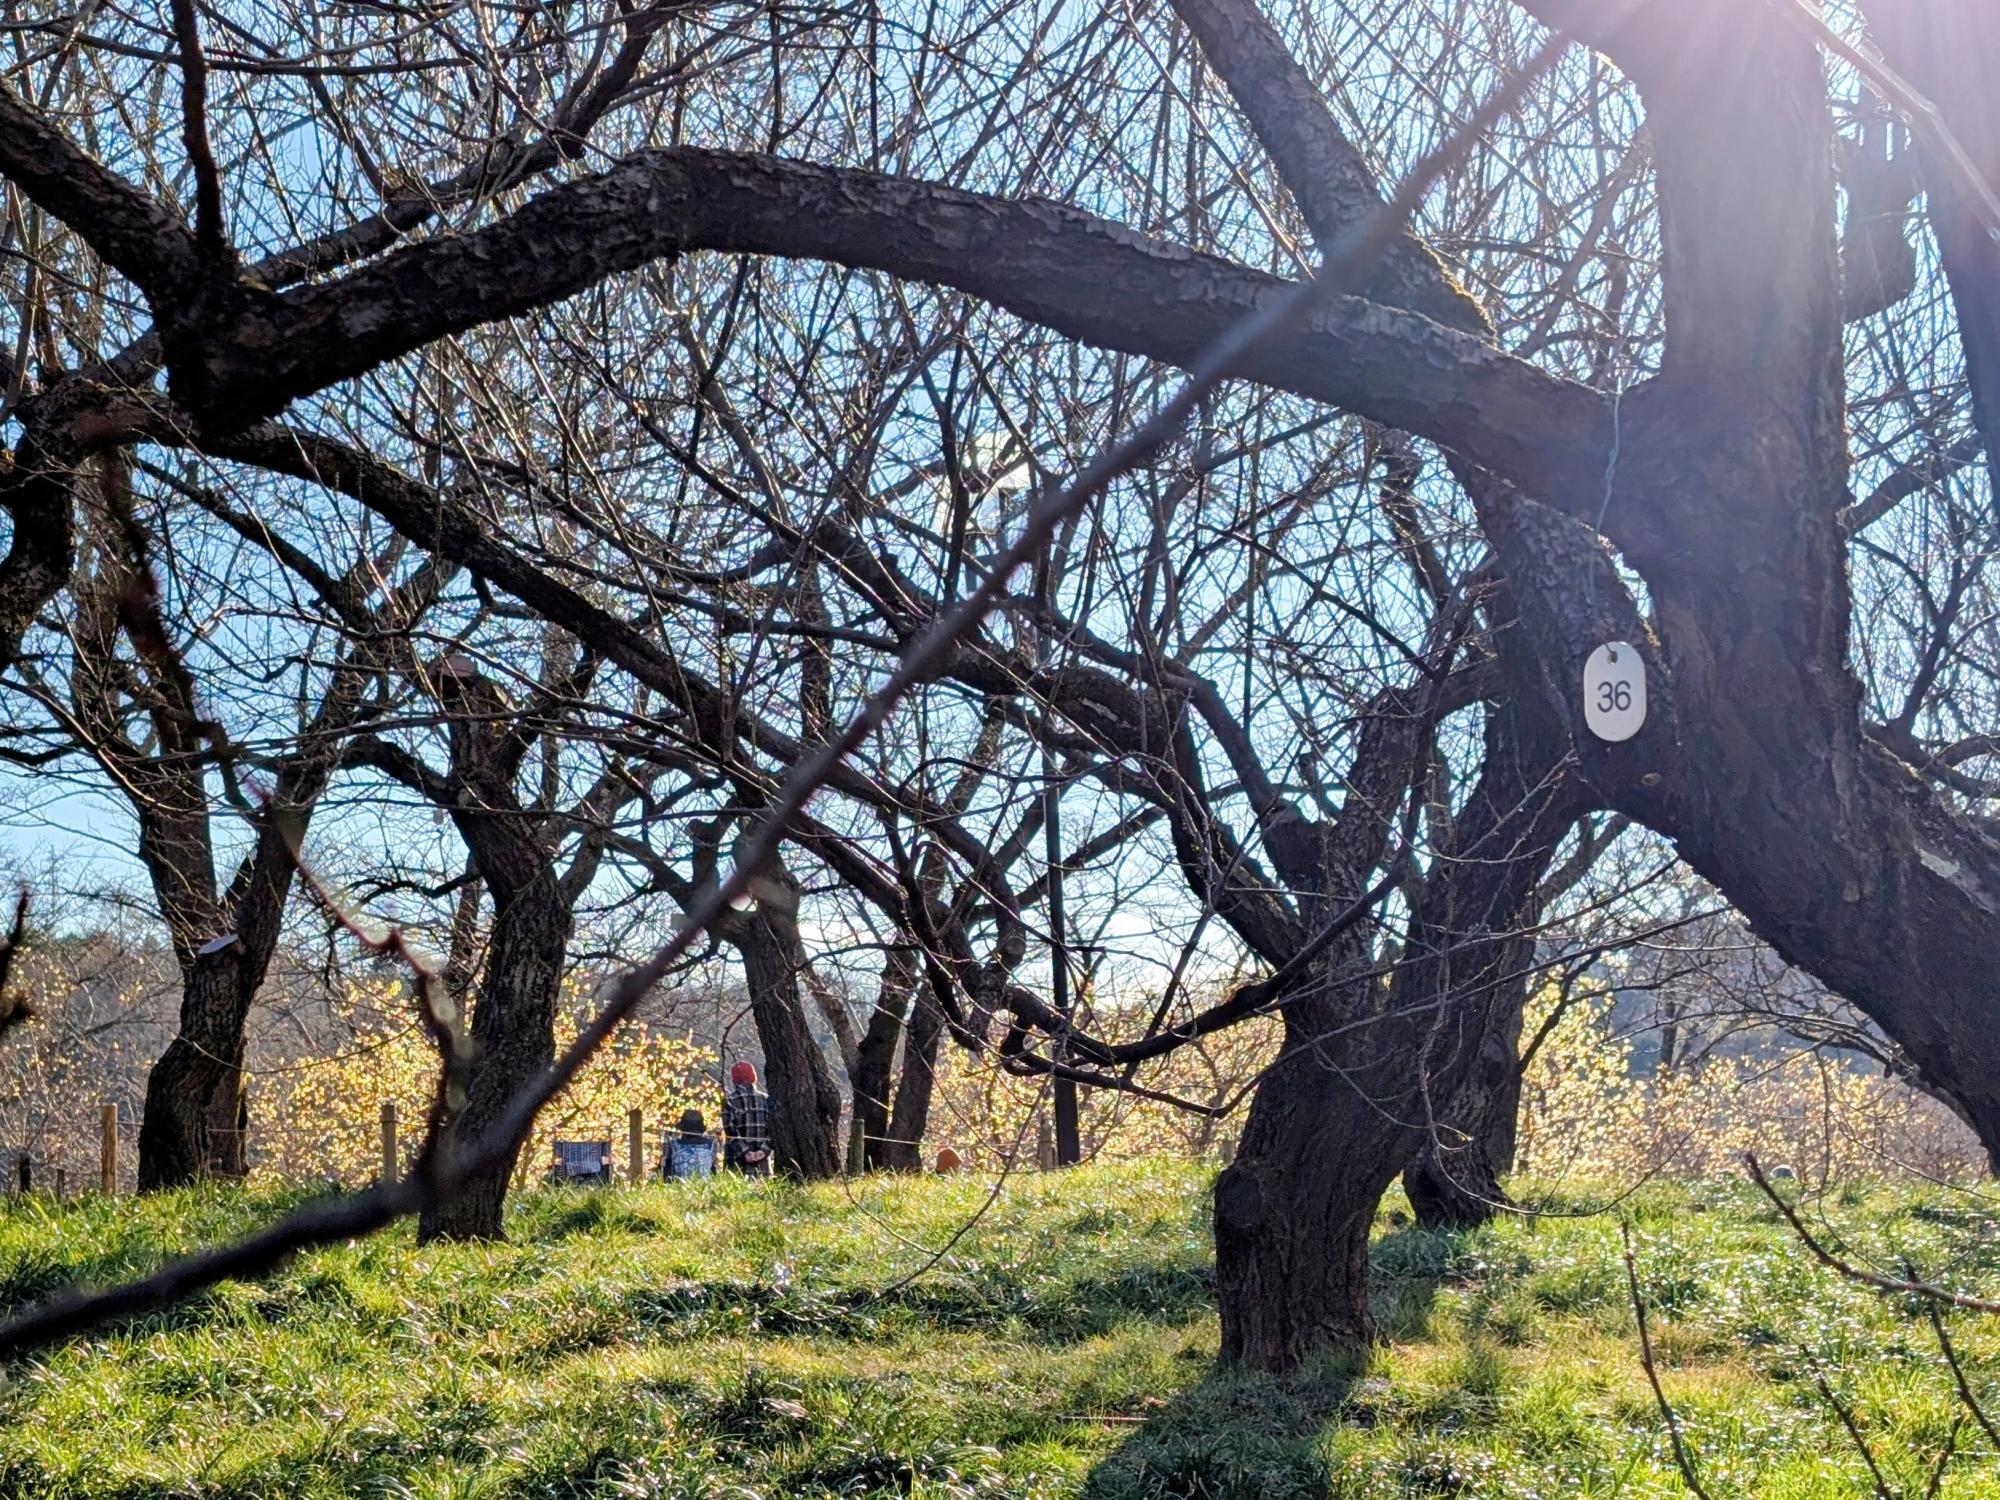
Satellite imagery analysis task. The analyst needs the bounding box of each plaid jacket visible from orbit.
[722,1084,771,1165]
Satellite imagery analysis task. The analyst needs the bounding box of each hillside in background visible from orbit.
[2,1162,1997,1497]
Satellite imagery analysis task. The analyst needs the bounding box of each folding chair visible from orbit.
[550,1138,614,1185]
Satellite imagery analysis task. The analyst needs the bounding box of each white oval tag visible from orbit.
[1583,642,1646,742]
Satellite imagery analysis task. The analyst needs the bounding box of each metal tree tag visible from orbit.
[1583,642,1646,742]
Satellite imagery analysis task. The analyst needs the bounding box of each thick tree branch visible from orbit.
[168,0,229,264]
[0,81,206,305]
[0,431,79,669]
[1165,0,1487,333]
[183,150,1609,506]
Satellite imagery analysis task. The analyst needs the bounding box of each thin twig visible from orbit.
[1804,1351,1895,1500]
[290,854,469,1171]
[1924,1292,2000,1453]
[1621,1220,1714,1499]
[1746,1154,2000,1314]
[1924,1415,1964,1500]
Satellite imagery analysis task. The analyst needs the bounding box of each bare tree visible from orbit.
[346,645,663,1238]
[13,462,448,1185]
[0,0,1997,1375]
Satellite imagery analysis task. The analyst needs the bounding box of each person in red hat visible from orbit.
[722,1061,773,1176]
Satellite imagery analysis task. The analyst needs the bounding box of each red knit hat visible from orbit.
[730,1061,757,1085]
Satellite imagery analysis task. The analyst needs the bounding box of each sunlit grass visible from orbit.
[0,1163,1997,1496]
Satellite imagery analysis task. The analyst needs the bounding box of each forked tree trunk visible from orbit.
[1394,673,1576,1233]
[1215,985,1417,1366]
[419,871,570,1242]
[129,654,365,1190]
[1217,682,1577,1369]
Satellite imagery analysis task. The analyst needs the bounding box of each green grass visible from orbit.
[1,1163,1999,1497]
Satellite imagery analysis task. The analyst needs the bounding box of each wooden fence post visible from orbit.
[1036,1116,1056,1172]
[846,1115,867,1176]
[54,1168,66,1200]
[101,1103,118,1195]
[628,1107,644,1186]
[16,1152,28,1194]
[380,1102,398,1185]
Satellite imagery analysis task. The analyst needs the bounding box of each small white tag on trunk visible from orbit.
[1583,642,1646,742]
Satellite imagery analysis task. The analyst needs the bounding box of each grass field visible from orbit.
[1,1161,1998,1497]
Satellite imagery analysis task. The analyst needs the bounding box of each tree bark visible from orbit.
[100,507,413,1189]
[166,153,1611,495]
[419,868,570,1242]
[850,947,914,1171]
[1486,5,2000,1165]
[881,986,945,1172]
[1402,935,1531,1231]
[1214,972,1418,1367]
[357,661,593,1242]
[133,793,352,1187]
[1218,677,1578,1368]
[727,895,844,1180]
[136,958,251,1188]
[0,430,79,674]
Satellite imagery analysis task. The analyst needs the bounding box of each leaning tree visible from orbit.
[1,0,1998,1370]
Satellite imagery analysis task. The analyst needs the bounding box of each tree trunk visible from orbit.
[1396,657,1578,1233]
[730,904,843,1180]
[1218,680,1578,1369]
[418,870,570,1242]
[1481,8,2000,1168]
[136,957,251,1188]
[850,948,914,1171]
[881,986,944,1171]
[127,646,360,1190]
[1214,988,1415,1368]
[1403,936,1531,1231]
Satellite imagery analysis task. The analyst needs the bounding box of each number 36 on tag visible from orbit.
[1583,642,1646,742]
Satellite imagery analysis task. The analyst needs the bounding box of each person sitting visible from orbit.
[722,1061,774,1176]
[664,1108,717,1180]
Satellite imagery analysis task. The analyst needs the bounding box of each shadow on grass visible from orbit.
[1077,1223,1463,1500]
[614,1257,1221,1351]
[0,1183,328,1324]
[526,1189,632,1244]
[0,1244,243,1335]
[1079,1356,1362,1500]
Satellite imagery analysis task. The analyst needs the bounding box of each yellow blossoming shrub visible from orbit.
[251,976,718,1185]
[1516,982,1983,1186]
